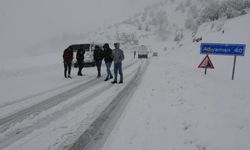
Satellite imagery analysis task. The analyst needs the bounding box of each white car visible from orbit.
[137,45,149,59]
[84,47,95,67]
[152,52,158,56]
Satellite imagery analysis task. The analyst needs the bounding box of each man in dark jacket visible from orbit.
[111,42,124,84]
[63,47,73,78]
[76,48,85,76]
[103,43,113,81]
[93,45,104,78]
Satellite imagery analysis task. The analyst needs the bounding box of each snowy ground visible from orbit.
[0,51,144,150]
[0,12,249,150]
[100,14,250,150]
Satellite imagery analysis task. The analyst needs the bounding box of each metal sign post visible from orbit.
[232,56,237,80]
[200,43,246,80]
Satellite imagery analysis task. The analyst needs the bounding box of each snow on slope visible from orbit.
[84,0,206,49]
[100,12,250,150]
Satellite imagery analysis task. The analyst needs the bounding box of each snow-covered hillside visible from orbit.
[99,12,250,150]
[86,0,250,50]
[1,0,249,58]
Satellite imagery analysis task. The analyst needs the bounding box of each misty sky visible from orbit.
[0,0,161,57]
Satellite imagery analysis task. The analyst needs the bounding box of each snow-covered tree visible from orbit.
[186,0,250,31]
[185,5,199,31]
[145,24,151,31]
[151,10,170,41]
[176,2,186,13]
[141,12,147,22]
[201,1,221,21]
[138,24,142,30]
[174,29,184,43]
[115,32,139,46]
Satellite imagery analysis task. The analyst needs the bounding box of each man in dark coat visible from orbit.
[63,47,73,78]
[76,48,85,76]
[103,43,113,81]
[93,45,104,78]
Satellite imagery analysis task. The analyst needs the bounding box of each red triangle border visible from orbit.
[198,55,214,69]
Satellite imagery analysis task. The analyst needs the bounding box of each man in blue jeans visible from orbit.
[103,43,113,81]
[111,42,125,84]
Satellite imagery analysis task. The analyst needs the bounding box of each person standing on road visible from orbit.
[63,46,73,78]
[103,43,113,81]
[93,45,104,78]
[111,42,124,84]
[76,48,85,76]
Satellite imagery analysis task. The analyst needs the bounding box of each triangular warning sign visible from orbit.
[198,55,214,69]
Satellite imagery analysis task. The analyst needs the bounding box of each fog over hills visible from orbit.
[0,0,160,58]
[0,0,249,58]
[88,0,250,48]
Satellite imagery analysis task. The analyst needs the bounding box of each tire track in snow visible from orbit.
[0,60,139,149]
[63,59,150,150]
[0,79,89,109]
[0,64,62,79]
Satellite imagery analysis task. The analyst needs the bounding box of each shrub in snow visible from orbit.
[138,24,142,30]
[185,0,192,7]
[150,10,170,41]
[226,0,249,11]
[185,5,200,31]
[200,1,221,22]
[176,2,186,13]
[185,0,250,31]
[174,29,184,43]
[141,12,147,22]
[145,24,151,31]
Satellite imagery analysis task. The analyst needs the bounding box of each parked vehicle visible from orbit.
[137,45,149,59]
[153,52,158,56]
[83,44,95,67]
[69,43,104,67]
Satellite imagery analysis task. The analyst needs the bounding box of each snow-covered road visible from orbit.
[0,52,149,150]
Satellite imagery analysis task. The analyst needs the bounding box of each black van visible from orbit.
[69,43,104,67]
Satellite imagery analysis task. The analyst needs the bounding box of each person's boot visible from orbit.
[119,80,123,84]
[104,77,109,81]
[111,80,117,84]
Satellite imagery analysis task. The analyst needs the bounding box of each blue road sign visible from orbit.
[200,43,246,56]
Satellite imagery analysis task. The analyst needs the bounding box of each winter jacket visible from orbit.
[63,48,73,63]
[94,47,104,61]
[103,47,113,63]
[76,49,85,61]
[112,48,124,64]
